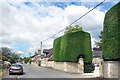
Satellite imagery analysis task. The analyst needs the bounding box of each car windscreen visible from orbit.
[11,65,22,67]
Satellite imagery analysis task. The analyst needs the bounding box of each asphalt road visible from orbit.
[2,64,96,79]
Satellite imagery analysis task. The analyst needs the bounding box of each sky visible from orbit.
[0,0,120,57]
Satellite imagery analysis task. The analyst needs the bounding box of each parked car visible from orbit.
[9,64,23,75]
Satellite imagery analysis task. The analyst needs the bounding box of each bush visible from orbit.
[29,59,32,64]
[53,31,92,72]
[24,58,29,64]
[38,61,41,66]
[2,64,9,69]
[84,63,92,73]
[102,2,120,61]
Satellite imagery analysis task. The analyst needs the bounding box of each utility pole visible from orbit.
[40,42,42,55]
[29,53,31,58]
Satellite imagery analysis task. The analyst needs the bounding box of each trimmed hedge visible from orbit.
[53,31,92,72]
[102,2,120,61]
[84,63,92,73]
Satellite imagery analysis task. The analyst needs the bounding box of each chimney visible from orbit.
[38,49,41,55]
[35,51,37,55]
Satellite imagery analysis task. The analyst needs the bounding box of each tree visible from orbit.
[0,47,12,59]
[23,57,30,64]
[64,25,83,34]
[19,58,23,62]
[0,47,20,63]
[10,53,19,63]
[95,31,103,51]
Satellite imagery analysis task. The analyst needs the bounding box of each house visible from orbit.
[43,48,53,61]
[92,50,102,67]
[31,51,39,62]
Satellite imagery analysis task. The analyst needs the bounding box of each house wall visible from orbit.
[40,58,84,73]
[92,58,101,64]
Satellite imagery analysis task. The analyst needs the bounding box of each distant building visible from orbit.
[31,51,41,62]
[92,51,102,67]
[0,59,2,65]
[43,48,53,61]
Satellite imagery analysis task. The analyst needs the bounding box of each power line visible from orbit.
[41,0,106,42]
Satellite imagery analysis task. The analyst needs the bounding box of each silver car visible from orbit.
[9,64,23,75]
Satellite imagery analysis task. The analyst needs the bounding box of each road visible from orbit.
[1,64,97,79]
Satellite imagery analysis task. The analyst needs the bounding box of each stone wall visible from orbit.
[41,58,84,73]
[31,62,38,66]
[93,58,103,77]
[103,61,119,78]
[40,58,49,67]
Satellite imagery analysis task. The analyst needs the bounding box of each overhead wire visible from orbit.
[36,0,106,54]
[41,0,106,42]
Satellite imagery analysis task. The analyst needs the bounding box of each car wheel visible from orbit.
[9,73,11,75]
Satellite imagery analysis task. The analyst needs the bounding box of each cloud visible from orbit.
[1,2,105,56]
[64,5,105,42]
[16,51,24,54]
[2,0,119,2]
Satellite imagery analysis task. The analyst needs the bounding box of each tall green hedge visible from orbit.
[102,2,120,61]
[53,31,92,72]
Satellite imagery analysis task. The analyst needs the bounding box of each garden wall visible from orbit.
[40,58,84,73]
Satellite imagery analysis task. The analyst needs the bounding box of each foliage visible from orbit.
[102,2,120,60]
[24,57,30,64]
[0,47,20,63]
[95,31,103,51]
[38,60,41,66]
[84,63,92,73]
[64,25,83,34]
[19,58,23,62]
[53,31,92,73]
[0,47,13,59]
[10,53,19,63]
[8,59,12,62]
[2,62,10,69]
[29,59,32,64]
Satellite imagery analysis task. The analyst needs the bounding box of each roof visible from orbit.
[48,55,53,61]
[92,51,102,58]
[43,48,53,58]
[48,56,53,61]
[31,54,38,58]
[32,55,41,62]
[43,49,50,53]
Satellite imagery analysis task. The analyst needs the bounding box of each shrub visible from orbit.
[29,59,32,64]
[2,64,9,69]
[24,58,29,64]
[53,31,92,72]
[38,61,41,66]
[102,2,120,61]
[84,63,92,73]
